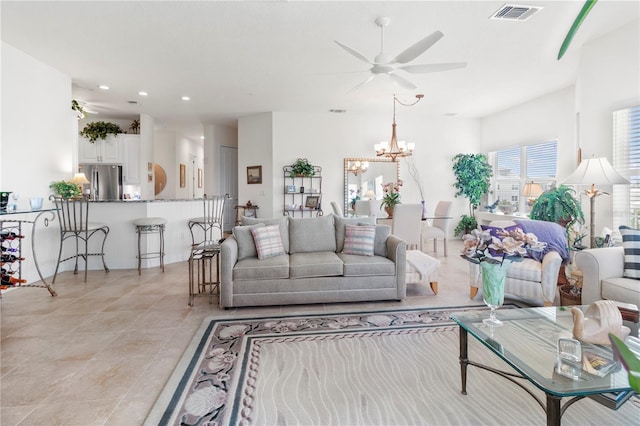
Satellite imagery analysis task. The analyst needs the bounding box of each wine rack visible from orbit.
[0,219,57,297]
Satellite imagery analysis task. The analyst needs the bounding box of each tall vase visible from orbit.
[480,260,512,327]
[421,200,428,220]
[385,205,394,218]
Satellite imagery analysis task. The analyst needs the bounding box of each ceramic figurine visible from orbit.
[571,300,631,345]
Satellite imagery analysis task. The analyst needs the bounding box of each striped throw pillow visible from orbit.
[620,225,640,279]
[342,224,375,256]
[251,224,286,260]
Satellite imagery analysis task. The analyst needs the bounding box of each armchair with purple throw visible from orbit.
[469,219,570,306]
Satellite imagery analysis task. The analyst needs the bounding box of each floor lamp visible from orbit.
[562,157,628,248]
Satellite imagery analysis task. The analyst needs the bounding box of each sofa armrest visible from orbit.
[575,247,625,305]
[540,251,562,305]
[386,235,407,299]
[219,235,238,308]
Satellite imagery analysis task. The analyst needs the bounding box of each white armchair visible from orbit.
[575,247,640,306]
[469,219,565,306]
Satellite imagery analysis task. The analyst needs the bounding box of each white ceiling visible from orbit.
[2,1,639,140]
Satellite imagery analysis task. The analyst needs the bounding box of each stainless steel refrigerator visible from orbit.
[79,164,123,200]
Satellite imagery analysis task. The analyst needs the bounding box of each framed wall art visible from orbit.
[247,165,262,184]
[305,195,320,209]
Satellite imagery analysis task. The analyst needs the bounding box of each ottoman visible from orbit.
[406,250,441,295]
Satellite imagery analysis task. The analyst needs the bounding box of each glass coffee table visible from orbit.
[450,306,635,426]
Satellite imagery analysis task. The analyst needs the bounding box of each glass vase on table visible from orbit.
[480,258,512,327]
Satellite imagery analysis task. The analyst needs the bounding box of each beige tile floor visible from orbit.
[0,240,504,426]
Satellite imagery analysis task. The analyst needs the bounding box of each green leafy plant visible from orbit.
[71,99,86,119]
[80,121,123,143]
[129,119,140,134]
[454,214,478,237]
[290,158,315,177]
[529,185,584,230]
[452,153,492,235]
[609,333,640,392]
[380,180,403,210]
[50,181,82,198]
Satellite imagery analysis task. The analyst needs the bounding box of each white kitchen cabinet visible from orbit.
[78,135,122,163]
[121,134,140,184]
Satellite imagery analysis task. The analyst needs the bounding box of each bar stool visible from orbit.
[188,194,228,247]
[133,217,166,275]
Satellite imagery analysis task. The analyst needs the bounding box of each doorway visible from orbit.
[219,146,238,232]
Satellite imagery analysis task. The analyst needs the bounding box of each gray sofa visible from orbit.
[219,214,406,308]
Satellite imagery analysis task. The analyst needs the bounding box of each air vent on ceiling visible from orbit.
[490,4,542,21]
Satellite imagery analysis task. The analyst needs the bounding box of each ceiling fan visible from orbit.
[335,17,467,91]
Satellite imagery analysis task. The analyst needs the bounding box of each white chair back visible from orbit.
[432,201,453,233]
[330,201,344,217]
[392,203,423,250]
[354,200,369,217]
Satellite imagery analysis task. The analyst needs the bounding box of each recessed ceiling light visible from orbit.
[138,91,148,96]
[98,85,109,90]
[182,96,191,101]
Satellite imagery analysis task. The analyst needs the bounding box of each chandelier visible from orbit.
[375,93,423,161]
[347,160,369,176]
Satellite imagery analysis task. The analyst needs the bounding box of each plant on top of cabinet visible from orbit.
[50,181,82,198]
[80,121,123,143]
[71,100,87,119]
[290,158,315,177]
[129,119,140,134]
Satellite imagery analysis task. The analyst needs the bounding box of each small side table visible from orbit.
[234,205,259,225]
[188,241,221,306]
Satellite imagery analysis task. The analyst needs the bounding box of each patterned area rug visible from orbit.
[146,305,640,425]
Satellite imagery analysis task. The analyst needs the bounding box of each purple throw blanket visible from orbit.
[514,219,570,263]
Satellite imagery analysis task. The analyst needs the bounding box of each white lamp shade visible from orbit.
[521,182,543,197]
[70,173,90,185]
[562,157,628,186]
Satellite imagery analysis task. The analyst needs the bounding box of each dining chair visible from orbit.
[354,200,370,217]
[392,203,423,251]
[50,195,110,283]
[188,194,228,247]
[330,201,344,217]
[421,201,453,256]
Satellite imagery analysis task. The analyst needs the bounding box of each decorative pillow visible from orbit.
[514,219,570,263]
[342,224,376,256]
[335,215,376,252]
[251,225,286,260]
[481,224,524,257]
[619,225,640,279]
[232,223,265,260]
[241,216,290,253]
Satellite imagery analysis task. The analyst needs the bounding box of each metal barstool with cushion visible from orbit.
[188,194,228,247]
[51,195,110,283]
[133,217,167,275]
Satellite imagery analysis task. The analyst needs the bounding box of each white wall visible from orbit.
[203,123,238,195]
[237,111,480,230]
[238,113,273,216]
[1,42,73,206]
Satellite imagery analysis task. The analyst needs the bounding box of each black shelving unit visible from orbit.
[283,165,323,217]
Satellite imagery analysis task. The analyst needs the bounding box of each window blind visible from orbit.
[613,105,640,228]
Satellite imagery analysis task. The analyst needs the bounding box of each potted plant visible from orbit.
[454,214,478,237]
[50,181,82,198]
[380,180,403,218]
[452,153,492,235]
[290,158,315,177]
[71,99,87,119]
[129,119,140,134]
[529,185,584,230]
[80,121,124,143]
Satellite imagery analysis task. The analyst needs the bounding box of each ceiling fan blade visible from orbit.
[393,31,444,64]
[389,73,416,90]
[399,62,467,74]
[334,40,372,64]
[347,75,376,93]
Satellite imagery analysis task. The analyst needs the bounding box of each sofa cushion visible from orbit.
[252,224,286,260]
[335,216,376,252]
[515,219,570,263]
[232,223,265,261]
[602,277,640,306]
[289,214,336,254]
[338,253,396,276]
[619,225,640,279]
[505,258,542,283]
[242,216,290,253]
[373,225,391,257]
[233,255,290,281]
[289,252,343,278]
[342,224,376,256]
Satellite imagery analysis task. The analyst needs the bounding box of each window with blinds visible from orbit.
[489,141,558,211]
[613,105,640,228]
